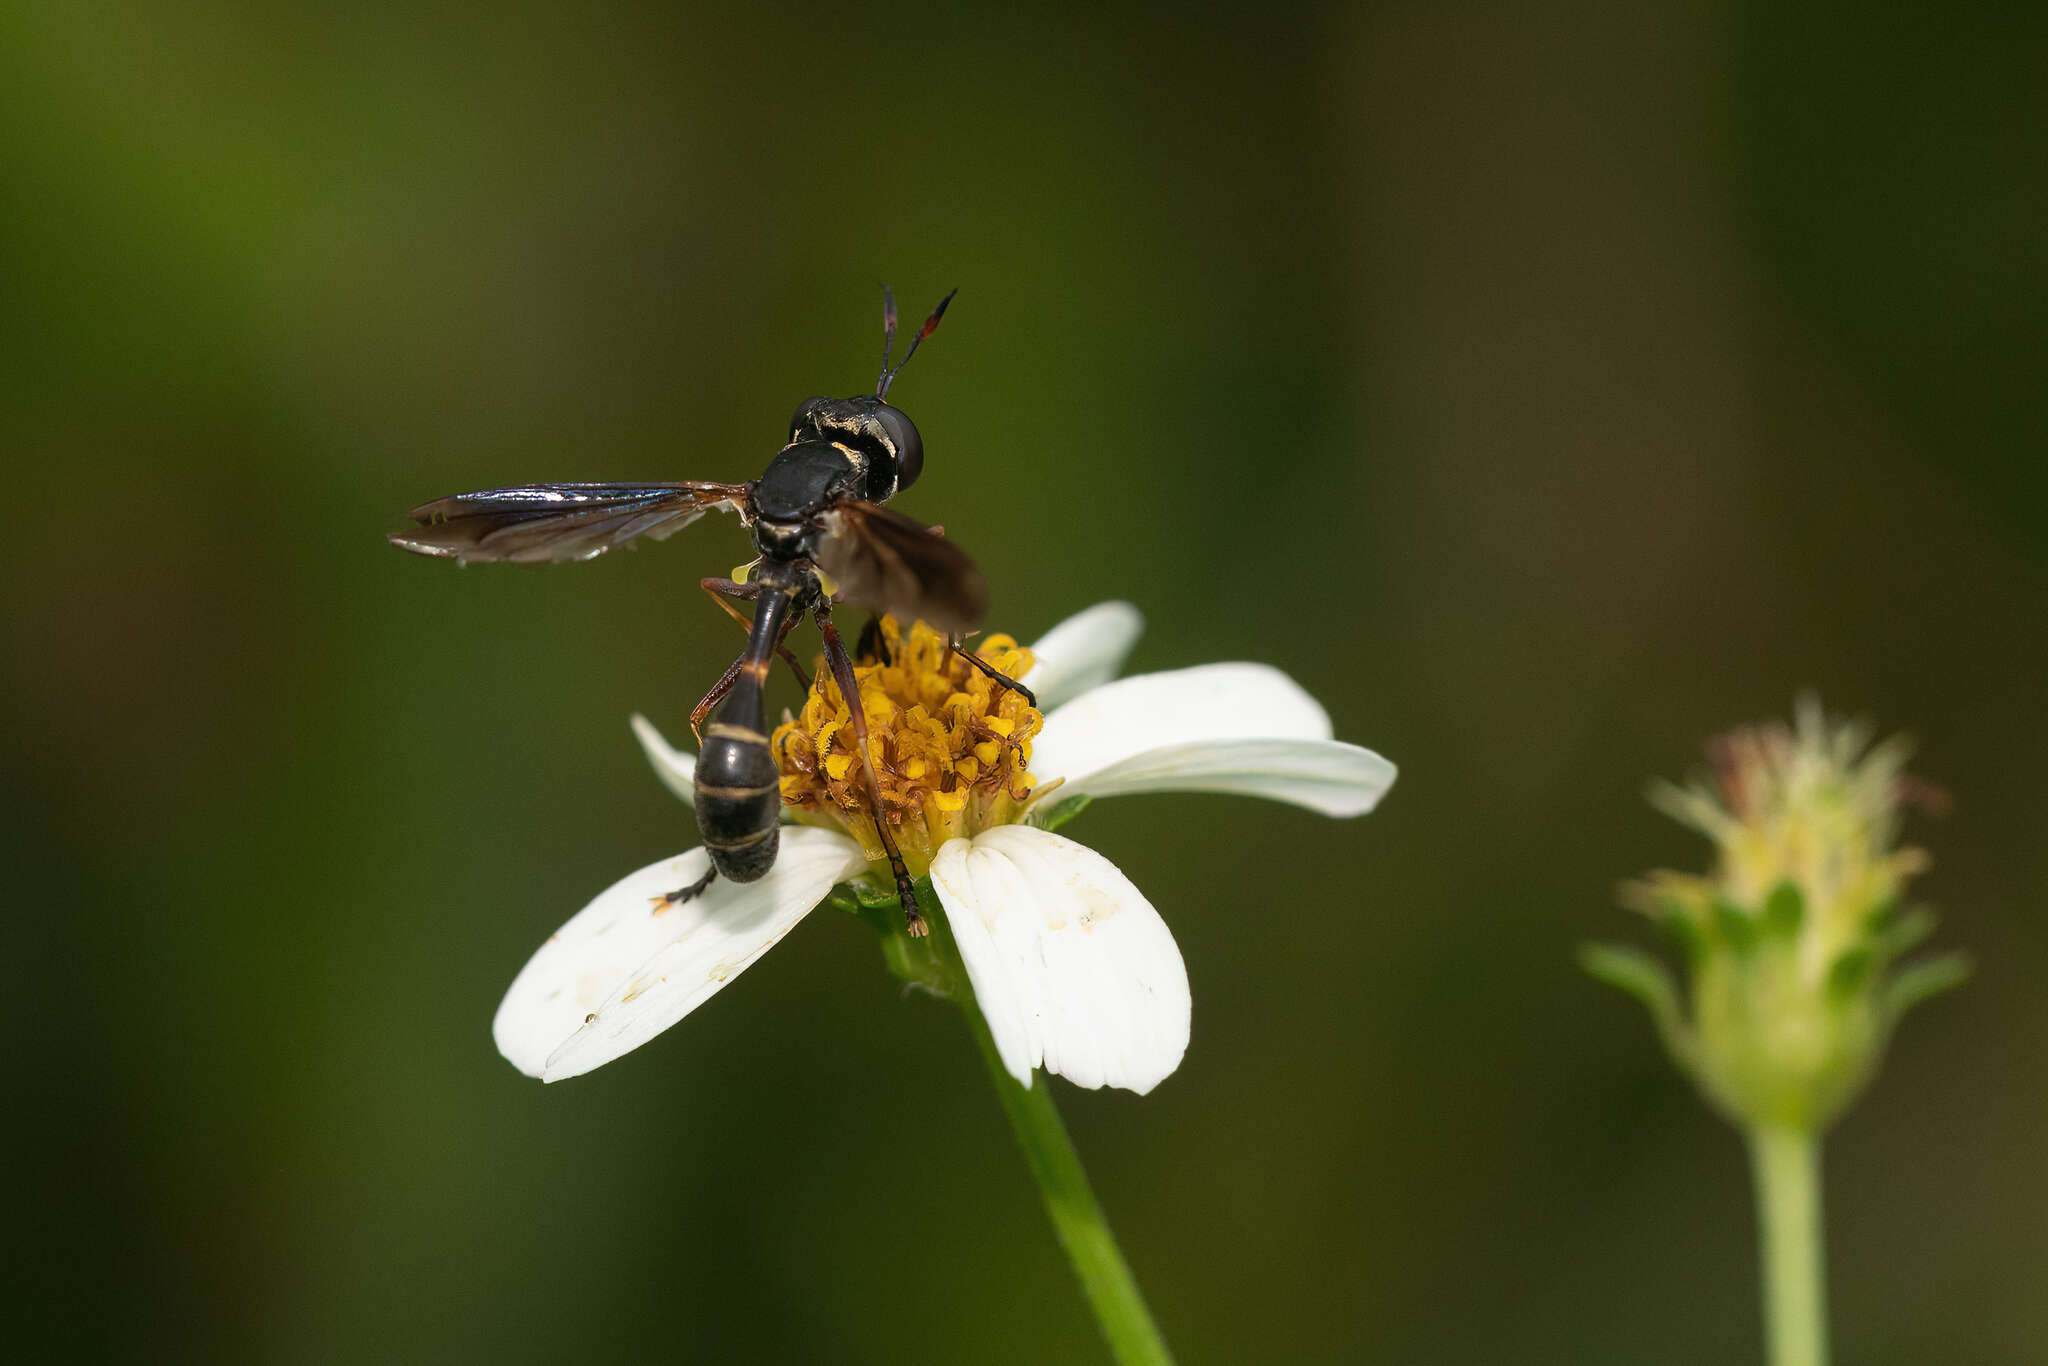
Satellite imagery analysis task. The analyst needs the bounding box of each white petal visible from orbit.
[1046,738,1397,817]
[630,713,696,807]
[1030,662,1397,814]
[493,827,868,1082]
[930,825,1190,1095]
[1024,601,1144,711]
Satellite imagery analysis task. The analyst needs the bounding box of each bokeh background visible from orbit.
[6,2,2045,1362]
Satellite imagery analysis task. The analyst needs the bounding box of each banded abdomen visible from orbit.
[694,584,795,881]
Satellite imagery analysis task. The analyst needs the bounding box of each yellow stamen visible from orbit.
[771,616,1043,875]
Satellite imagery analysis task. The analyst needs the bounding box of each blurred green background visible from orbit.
[5,2,2045,1362]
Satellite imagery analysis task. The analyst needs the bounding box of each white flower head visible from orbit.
[495,601,1398,1092]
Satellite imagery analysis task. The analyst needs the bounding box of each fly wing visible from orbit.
[813,500,988,635]
[389,481,751,564]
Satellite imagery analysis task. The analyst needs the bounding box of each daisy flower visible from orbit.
[493,600,1397,1092]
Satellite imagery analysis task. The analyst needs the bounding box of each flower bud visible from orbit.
[1585,699,1968,1132]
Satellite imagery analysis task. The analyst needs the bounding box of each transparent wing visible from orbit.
[389,481,751,564]
[814,500,988,635]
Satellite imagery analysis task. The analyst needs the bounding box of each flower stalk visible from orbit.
[967,1002,1177,1366]
[861,883,1176,1366]
[1750,1124,1827,1366]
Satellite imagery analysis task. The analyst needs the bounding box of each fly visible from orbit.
[389,289,1030,936]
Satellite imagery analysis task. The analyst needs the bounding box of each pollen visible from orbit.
[771,616,1043,873]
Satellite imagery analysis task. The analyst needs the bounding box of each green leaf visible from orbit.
[1034,793,1093,832]
[1884,952,1972,1023]
[1580,941,1695,1072]
[1763,880,1806,937]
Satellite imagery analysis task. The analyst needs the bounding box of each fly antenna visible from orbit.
[875,287,956,400]
[877,284,899,387]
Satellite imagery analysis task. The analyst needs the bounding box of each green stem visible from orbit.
[1748,1124,1828,1366]
[965,1005,1177,1366]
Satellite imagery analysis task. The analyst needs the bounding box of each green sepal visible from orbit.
[851,879,906,910]
[1580,941,1695,1072]
[1862,893,1904,935]
[1762,879,1805,938]
[1652,892,1694,921]
[1655,905,1705,962]
[1034,793,1093,832]
[847,874,935,933]
[866,877,968,1001]
[1883,951,1972,1024]
[1712,895,1757,953]
[1826,945,1874,1005]
[1869,905,1939,962]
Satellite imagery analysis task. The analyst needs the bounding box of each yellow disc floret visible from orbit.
[772,617,1042,873]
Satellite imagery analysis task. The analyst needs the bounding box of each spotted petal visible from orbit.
[630,712,697,806]
[930,825,1190,1094]
[493,827,868,1082]
[1028,662,1396,817]
[1025,601,1144,711]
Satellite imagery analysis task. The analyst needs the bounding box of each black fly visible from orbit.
[389,290,1030,936]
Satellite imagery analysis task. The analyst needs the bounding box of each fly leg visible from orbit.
[688,656,748,744]
[950,635,1037,708]
[703,577,812,693]
[650,864,717,910]
[815,602,927,937]
[692,577,812,742]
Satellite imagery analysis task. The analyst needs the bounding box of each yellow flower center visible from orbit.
[772,617,1043,874]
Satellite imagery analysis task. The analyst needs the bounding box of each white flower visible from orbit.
[494,601,1398,1091]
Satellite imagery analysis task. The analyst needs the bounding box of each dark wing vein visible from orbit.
[814,500,988,635]
[388,481,751,564]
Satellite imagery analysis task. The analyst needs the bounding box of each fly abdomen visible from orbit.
[696,696,781,880]
[694,579,797,882]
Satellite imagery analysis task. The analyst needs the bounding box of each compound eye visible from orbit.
[788,396,829,443]
[872,404,924,492]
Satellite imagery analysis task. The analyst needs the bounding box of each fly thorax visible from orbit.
[752,519,813,558]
